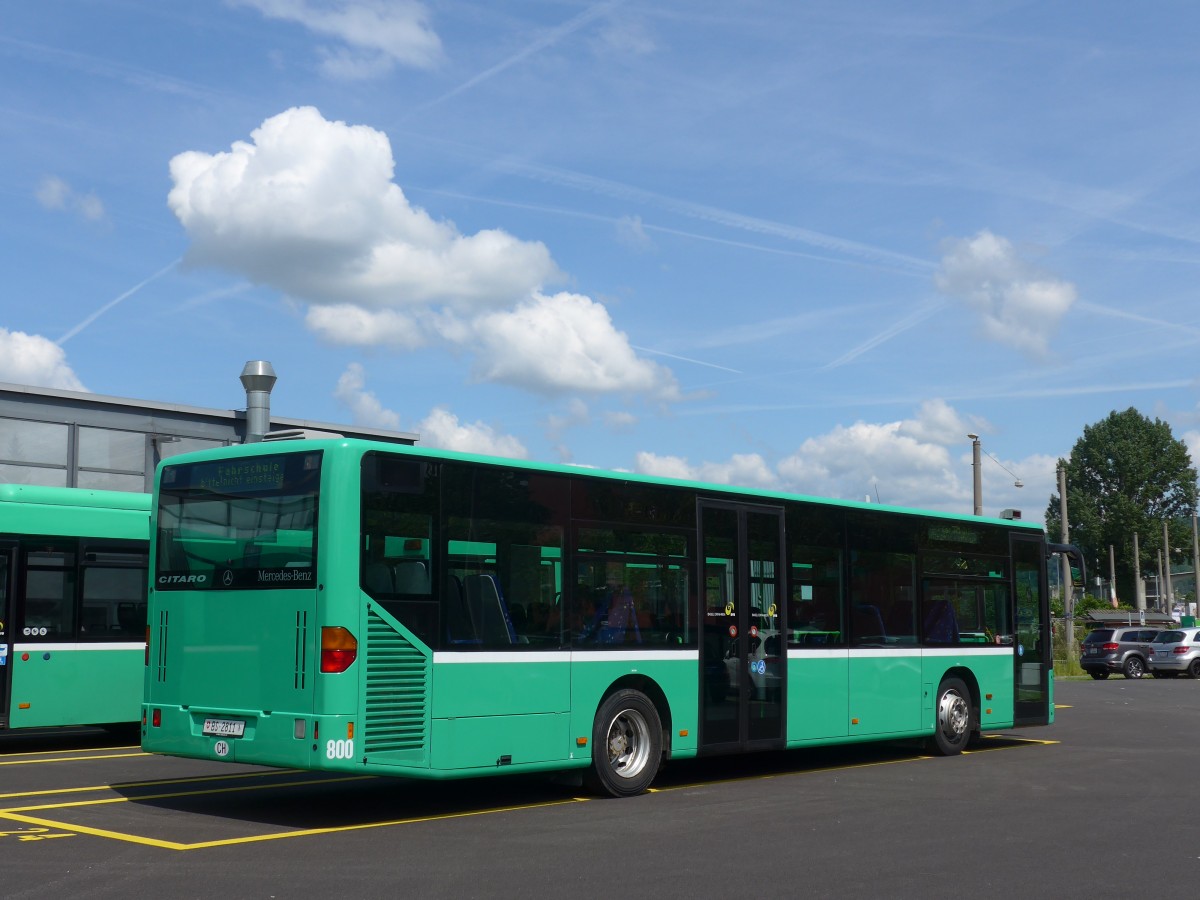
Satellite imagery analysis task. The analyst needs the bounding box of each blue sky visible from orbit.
[3,0,1200,520]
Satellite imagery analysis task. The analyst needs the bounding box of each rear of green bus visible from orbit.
[142,443,355,767]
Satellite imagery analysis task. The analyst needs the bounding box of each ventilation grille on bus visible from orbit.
[294,610,308,690]
[155,610,168,683]
[364,608,429,754]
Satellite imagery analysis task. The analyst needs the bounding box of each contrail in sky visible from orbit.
[412,0,627,114]
[57,258,180,345]
[822,300,946,369]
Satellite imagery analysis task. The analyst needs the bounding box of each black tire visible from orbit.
[584,689,663,797]
[1189,660,1200,679]
[1123,656,1146,679]
[1089,671,1110,680]
[927,677,972,756]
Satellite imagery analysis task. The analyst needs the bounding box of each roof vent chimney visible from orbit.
[239,360,277,443]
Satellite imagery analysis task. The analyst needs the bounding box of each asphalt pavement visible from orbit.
[1,678,1197,899]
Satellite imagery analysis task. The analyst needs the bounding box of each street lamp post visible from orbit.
[967,434,1023,517]
[968,434,982,516]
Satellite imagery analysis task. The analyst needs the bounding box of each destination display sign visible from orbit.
[162,451,321,496]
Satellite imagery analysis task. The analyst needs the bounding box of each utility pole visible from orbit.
[1156,550,1165,613]
[1133,531,1144,611]
[969,433,982,516]
[1163,520,1174,613]
[1059,463,1073,652]
[1108,544,1117,608]
[1192,514,1200,620]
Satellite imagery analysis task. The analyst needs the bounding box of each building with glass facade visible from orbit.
[0,369,417,493]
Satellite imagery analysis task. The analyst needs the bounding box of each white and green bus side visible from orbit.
[142,439,1080,796]
[1,484,151,730]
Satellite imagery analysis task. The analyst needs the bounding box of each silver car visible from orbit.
[1147,627,1200,678]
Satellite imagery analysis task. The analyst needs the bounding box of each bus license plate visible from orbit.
[202,717,246,738]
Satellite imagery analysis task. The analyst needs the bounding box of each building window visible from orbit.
[0,418,69,484]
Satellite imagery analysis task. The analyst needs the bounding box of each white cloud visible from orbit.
[232,0,443,76]
[545,398,591,441]
[1183,430,1200,471]
[472,292,681,398]
[169,107,677,402]
[169,107,559,314]
[777,419,960,506]
[635,451,776,489]
[417,408,529,459]
[616,214,655,252]
[36,175,106,223]
[333,362,402,430]
[899,398,988,445]
[604,410,637,430]
[332,362,527,458]
[36,176,70,209]
[308,305,426,348]
[626,401,1047,515]
[0,328,86,391]
[593,16,657,57]
[934,230,1076,358]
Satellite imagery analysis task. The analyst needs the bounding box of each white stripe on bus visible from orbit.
[433,650,699,664]
[12,643,145,652]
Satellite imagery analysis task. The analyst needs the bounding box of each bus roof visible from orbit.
[0,483,151,511]
[0,483,151,541]
[156,437,1044,532]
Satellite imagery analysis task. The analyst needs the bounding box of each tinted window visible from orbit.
[1083,629,1113,643]
[156,452,321,591]
[1152,631,1184,644]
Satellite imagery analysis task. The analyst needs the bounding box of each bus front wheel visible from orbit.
[585,689,662,797]
[927,677,972,756]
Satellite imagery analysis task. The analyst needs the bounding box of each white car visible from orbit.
[1147,627,1200,678]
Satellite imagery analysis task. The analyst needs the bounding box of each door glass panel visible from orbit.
[747,510,782,743]
[701,507,738,746]
[1014,540,1046,706]
[1,548,10,715]
[700,505,784,748]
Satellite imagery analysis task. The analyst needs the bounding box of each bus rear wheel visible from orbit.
[927,677,972,756]
[585,689,662,797]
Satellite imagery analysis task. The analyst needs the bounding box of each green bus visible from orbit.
[1,484,151,730]
[141,438,1081,796]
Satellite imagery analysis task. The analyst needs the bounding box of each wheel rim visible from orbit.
[937,688,969,744]
[604,708,652,781]
[1128,658,1144,677]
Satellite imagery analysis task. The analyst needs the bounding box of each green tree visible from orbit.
[1046,408,1197,605]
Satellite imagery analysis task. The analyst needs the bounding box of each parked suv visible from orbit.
[1147,627,1200,678]
[1080,627,1160,679]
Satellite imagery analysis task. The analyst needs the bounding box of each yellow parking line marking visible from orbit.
[0,744,140,759]
[5,774,374,814]
[0,794,593,850]
[0,768,304,801]
[0,737,1053,850]
[0,752,145,766]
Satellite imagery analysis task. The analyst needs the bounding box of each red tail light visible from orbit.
[1101,642,1119,651]
[321,626,358,673]
[1174,646,1190,654]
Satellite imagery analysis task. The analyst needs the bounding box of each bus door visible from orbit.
[0,541,14,724]
[699,502,785,752]
[1011,536,1050,726]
